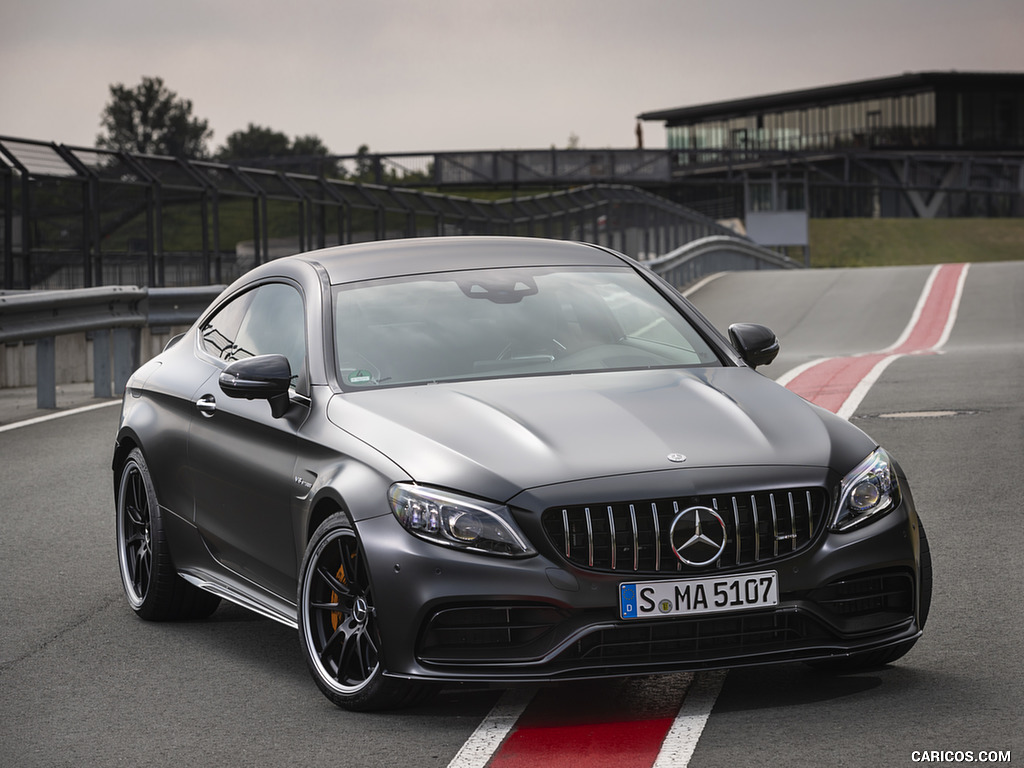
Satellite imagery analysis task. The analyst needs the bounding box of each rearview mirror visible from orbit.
[728,323,780,369]
[219,354,292,418]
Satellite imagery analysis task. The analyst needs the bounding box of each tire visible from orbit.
[809,519,932,672]
[116,447,221,621]
[298,512,432,711]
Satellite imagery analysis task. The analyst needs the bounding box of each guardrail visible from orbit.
[1,235,796,409]
[0,285,223,407]
[646,235,799,288]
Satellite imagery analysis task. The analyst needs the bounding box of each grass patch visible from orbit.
[809,218,1024,268]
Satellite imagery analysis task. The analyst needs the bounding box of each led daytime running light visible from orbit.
[388,484,535,557]
[833,448,901,532]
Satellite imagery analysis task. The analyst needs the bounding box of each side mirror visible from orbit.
[728,323,780,369]
[219,354,292,418]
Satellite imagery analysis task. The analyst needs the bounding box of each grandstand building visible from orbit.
[639,71,1024,219]
[641,71,1024,156]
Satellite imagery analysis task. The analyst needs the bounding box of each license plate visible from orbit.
[619,571,779,620]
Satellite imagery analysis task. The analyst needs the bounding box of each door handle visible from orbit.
[195,394,217,417]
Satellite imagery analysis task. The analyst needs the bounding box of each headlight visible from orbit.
[388,484,536,557]
[832,448,901,532]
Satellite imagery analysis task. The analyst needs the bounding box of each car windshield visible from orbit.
[334,265,721,388]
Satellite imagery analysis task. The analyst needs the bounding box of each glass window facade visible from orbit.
[667,91,938,158]
[662,77,1024,163]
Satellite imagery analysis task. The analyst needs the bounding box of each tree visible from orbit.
[217,124,292,161]
[290,134,337,176]
[353,144,375,181]
[97,76,212,158]
[291,134,330,158]
[217,125,337,176]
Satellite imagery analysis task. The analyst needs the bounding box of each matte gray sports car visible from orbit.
[113,236,931,710]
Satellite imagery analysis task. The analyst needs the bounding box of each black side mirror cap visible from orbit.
[728,323,780,369]
[219,354,292,417]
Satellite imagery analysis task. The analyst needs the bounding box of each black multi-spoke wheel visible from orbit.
[116,447,220,621]
[299,512,430,710]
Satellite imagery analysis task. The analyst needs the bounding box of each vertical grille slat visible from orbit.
[607,506,617,571]
[629,504,639,572]
[542,487,828,575]
[652,502,661,572]
[562,509,570,558]
[672,501,683,571]
[584,507,594,567]
[788,492,798,553]
[711,498,723,569]
[751,495,761,562]
[732,497,742,566]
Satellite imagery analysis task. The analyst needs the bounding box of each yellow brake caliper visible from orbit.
[330,561,347,631]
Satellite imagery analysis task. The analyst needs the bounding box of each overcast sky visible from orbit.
[2,0,1022,155]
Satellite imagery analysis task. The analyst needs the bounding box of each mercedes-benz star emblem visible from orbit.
[669,506,728,566]
[667,453,687,463]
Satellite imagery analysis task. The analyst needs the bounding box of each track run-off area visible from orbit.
[2,261,1022,768]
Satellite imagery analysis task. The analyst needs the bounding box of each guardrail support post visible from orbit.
[36,337,56,409]
[93,329,112,398]
[112,328,140,395]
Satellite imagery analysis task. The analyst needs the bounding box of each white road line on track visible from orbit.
[778,263,970,419]
[652,670,728,768]
[881,264,942,353]
[446,687,537,768]
[932,263,970,351]
[0,399,121,433]
[834,354,902,421]
[773,356,837,389]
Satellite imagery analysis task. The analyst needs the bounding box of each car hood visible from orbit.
[327,368,872,503]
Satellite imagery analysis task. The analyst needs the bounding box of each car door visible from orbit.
[187,281,309,600]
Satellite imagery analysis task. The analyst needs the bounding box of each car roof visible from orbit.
[293,236,631,285]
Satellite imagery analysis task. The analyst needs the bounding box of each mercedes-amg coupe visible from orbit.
[113,236,931,710]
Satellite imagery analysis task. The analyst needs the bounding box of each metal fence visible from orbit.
[215,146,1024,220]
[647,235,798,288]
[0,136,744,292]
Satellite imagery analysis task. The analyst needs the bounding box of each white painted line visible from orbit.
[879,410,961,419]
[0,399,121,433]
[881,264,941,353]
[932,263,969,351]
[835,353,901,421]
[652,670,728,768]
[445,686,536,768]
[778,262,971,419]
[773,356,836,389]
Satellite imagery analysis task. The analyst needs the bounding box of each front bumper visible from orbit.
[358,485,925,684]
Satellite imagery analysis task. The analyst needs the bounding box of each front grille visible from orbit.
[542,487,829,574]
[569,611,832,666]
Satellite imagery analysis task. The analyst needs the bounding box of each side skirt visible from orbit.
[179,568,299,629]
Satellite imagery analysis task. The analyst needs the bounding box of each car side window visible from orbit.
[201,291,253,360]
[201,283,307,387]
